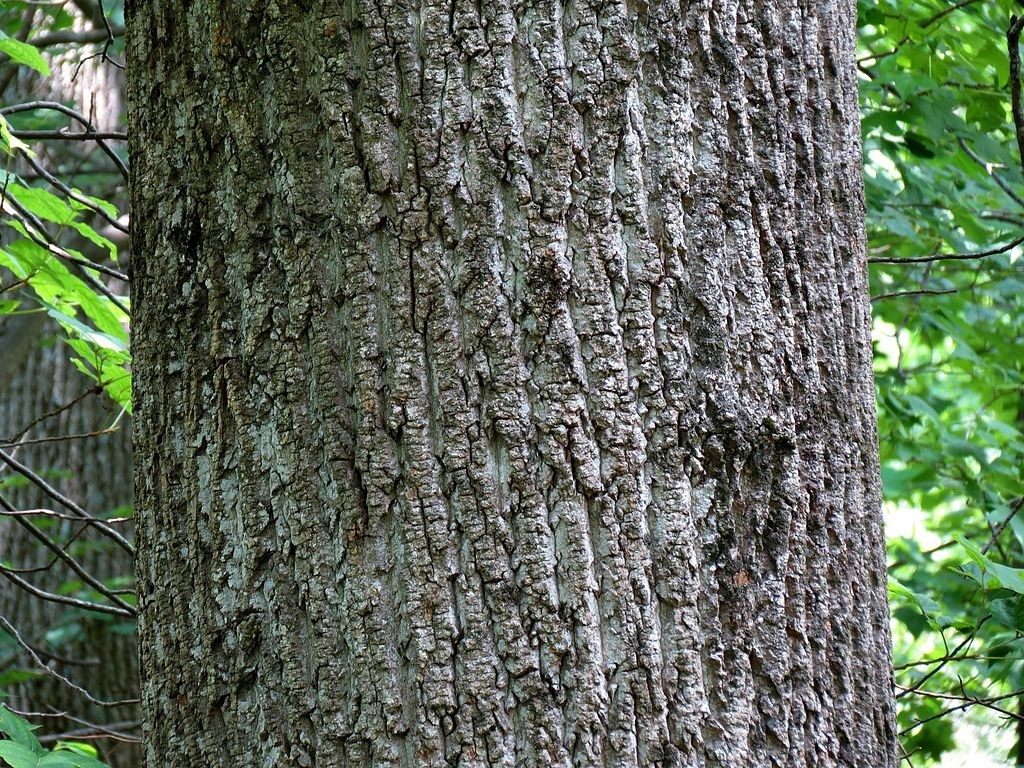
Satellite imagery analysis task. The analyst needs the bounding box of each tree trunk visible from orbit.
[1,10,135,762]
[0,323,137,768]
[127,1,897,766]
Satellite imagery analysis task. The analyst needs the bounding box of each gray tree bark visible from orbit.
[127,1,896,766]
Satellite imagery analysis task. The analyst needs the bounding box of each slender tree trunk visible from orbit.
[128,1,897,766]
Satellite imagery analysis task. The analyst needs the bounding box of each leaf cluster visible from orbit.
[0,704,109,768]
[861,0,1024,763]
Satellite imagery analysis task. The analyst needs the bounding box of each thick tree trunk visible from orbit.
[128,1,896,766]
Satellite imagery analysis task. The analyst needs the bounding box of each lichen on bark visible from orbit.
[128,1,897,766]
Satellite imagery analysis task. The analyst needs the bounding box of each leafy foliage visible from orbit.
[0,5,129,413]
[0,4,135,762]
[861,0,1024,762]
[0,704,110,768]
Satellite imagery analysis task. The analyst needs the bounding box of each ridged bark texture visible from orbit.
[128,1,896,766]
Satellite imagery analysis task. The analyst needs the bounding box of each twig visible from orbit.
[872,288,958,302]
[0,447,134,554]
[858,0,982,65]
[0,507,130,525]
[0,426,120,449]
[0,384,103,448]
[982,497,1024,555]
[897,683,1024,734]
[27,27,124,49]
[0,567,133,617]
[38,719,140,745]
[0,194,129,282]
[897,621,985,700]
[0,499,134,613]
[11,130,127,142]
[0,617,138,707]
[19,150,127,233]
[869,234,1024,265]
[0,102,128,181]
[957,136,1024,209]
[1008,15,1024,176]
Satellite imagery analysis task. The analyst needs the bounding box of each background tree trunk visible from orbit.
[0,326,137,768]
[0,8,136,763]
[128,1,897,766]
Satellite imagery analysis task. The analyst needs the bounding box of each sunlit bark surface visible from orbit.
[129,1,896,766]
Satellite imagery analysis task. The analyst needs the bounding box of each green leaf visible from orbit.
[0,116,32,157]
[45,307,127,353]
[0,741,40,768]
[953,534,985,566]
[69,221,116,261]
[989,597,1024,630]
[0,671,44,686]
[983,560,1024,594]
[889,577,943,617]
[35,755,73,768]
[953,535,1024,594]
[0,707,40,754]
[7,186,77,227]
[0,34,50,77]
[39,751,106,768]
[52,745,95,760]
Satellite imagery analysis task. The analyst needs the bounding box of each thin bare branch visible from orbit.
[1,102,128,180]
[1008,16,1024,175]
[0,495,135,613]
[0,617,138,707]
[957,136,1024,209]
[0,447,134,554]
[27,26,124,49]
[38,719,141,745]
[872,288,958,302]
[0,567,133,617]
[12,129,127,141]
[869,234,1024,265]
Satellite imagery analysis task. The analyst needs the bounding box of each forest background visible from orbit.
[0,0,1021,765]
